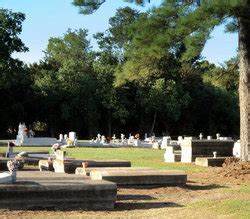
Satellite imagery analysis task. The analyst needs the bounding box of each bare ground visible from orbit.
[1,161,249,219]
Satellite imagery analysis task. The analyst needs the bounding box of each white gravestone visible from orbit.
[121,134,125,144]
[233,140,241,158]
[161,136,171,149]
[69,132,76,142]
[59,134,63,142]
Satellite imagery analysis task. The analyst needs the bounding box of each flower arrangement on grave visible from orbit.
[7,159,20,175]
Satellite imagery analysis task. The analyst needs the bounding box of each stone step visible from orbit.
[75,167,153,176]
[90,169,187,186]
[0,171,117,210]
[195,157,227,167]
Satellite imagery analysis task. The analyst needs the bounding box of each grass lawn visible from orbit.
[0,146,205,173]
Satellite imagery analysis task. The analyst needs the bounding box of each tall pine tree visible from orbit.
[73,0,250,161]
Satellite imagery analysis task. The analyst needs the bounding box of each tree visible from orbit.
[73,0,249,161]
[0,8,31,137]
[33,29,98,137]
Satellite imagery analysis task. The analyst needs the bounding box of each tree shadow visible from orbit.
[181,183,229,190]
[118,182,228,191]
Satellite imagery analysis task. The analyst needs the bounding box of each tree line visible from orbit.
[0,5,239,139]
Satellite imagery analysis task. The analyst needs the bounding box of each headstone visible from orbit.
[161,136,171,149]
[16,123,28,146]
[233,140,241,158]
[96,134,101,143]
[101,135,106,144]
[180,139,234,163]
[55,150,66,161]
[112,134,116,143]
[178,136,183,143]
[128,136,134,145]
[121,134,125,143]
[69,132,76,142]
[59,134,63,142]
[152,142,159,149]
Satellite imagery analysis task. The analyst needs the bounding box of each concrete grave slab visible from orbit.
[75,167,153,176]
[0,171,117,210]
[83,160,131,168]
[90,169,187,186]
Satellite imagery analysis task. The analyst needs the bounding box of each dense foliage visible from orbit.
[0,5,239,139]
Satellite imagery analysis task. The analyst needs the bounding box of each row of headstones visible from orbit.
[58,132,77,146]
[90,133,143,145]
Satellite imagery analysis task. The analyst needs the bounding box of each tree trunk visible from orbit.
[150,112,157,135]
[239,16,250,161]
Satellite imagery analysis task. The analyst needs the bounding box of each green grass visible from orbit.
[63,147,205,173]
[188,199,250,218]
[0,146,205,173]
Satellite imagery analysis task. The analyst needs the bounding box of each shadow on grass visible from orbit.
[182,183,229,190]
[114,202,183,210]
[117,194,156,201]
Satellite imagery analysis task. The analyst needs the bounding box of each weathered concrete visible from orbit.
[83,160,131,168]
[75,167,153,176]
[181,139,234,163]
[39,160,54,171]
[90,169,187,186]
[0,171,117,210]
[195,157,227,167]
[53,159,84,173]
[54,159,132,174]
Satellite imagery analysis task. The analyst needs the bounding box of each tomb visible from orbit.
[90,169,187,185]
[0,171,117,210]
[15,123,57,146]
[180,138,234,163]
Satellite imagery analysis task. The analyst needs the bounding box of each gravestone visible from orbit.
[233,140,241,158]
[161,136,171,149]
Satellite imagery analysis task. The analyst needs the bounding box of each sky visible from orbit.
[0,0,238,65]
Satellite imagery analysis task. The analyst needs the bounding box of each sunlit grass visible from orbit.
[188,199,250,218]
[0,146,205,173]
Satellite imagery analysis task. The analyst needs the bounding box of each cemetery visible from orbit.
[0,126,249,217]
[1,0,250,218]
